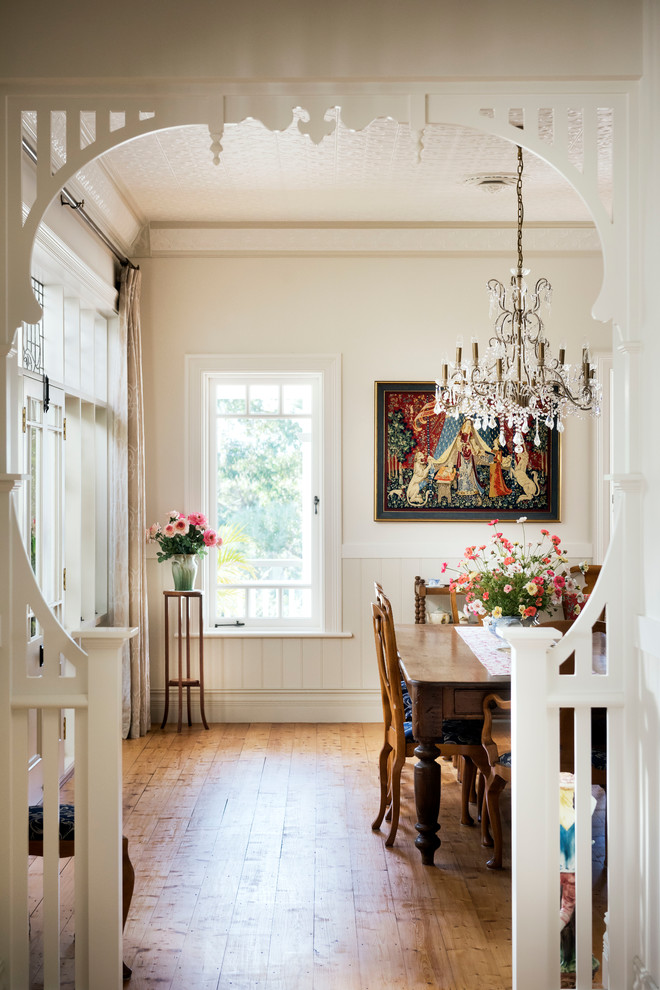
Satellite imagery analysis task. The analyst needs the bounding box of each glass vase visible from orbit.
[486,614,535,640]
[170,554,198,591]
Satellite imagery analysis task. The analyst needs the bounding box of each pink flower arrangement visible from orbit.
[441,517,570,620]
[147,511,221,562]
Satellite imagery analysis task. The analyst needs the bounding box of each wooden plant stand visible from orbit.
[161,590,209,731]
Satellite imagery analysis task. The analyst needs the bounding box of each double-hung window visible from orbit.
[187,355,340,633]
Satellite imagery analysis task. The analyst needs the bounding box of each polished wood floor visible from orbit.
[28,722,607,989]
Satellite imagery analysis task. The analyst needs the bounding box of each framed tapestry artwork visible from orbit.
[374,381,561,521]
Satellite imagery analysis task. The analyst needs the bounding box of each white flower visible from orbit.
[516,516,528,524]
[525,581,538,595]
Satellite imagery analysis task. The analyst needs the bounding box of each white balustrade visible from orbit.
[506,502,627,990]
[0,478,136,990]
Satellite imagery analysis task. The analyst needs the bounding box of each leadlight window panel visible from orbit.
[22,277,45,374]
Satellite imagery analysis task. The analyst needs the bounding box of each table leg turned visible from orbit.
[413,739,442,865]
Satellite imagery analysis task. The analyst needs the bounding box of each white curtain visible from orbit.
[111,265,150,738]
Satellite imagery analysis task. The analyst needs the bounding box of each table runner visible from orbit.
[455,626,512,675]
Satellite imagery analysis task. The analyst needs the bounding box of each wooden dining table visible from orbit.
[396,621,608,866]
[395,623,511,866]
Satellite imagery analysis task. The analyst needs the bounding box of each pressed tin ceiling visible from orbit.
[101,110,610,222]
[30,107,613,252]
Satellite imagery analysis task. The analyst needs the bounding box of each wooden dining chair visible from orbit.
[563,563,603,619]
[414,576,483,626]
[414,576,460,624]
[28,804,135,981]
[371,584,490,847]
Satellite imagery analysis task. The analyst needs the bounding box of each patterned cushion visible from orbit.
[497,751,512,769]
[401,680,413,721]
[441,718,484,746]
[401,693,484,747]
[28,804,76,843]
[401,680,483,747]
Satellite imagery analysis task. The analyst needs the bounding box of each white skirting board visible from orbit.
[151,688,383,725]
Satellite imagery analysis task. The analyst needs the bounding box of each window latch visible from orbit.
[313,496,320,515]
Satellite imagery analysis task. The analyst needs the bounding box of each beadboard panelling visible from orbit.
[242,638,263,688]
[283,638,303,688]
[148,555,427,721]
[263,639,283,690]
[302,639,323,689]
[149,553,595,724]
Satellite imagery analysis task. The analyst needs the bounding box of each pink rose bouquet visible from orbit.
[147,511,221,562]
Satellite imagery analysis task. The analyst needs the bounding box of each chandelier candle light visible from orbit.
[435,146,602,454]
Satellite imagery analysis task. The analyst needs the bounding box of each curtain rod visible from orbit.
[21,137,135,268]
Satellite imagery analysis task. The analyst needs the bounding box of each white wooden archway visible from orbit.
[0,82,642,989]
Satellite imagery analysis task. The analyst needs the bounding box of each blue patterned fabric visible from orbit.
[441,718,484,745]
[28,804,76,843]
[497,751,512,769]
[401,680,485,747]
[401,716,484,746]
[401,680,413,720]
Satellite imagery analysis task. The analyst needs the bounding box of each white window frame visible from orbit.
[186,354,342,634]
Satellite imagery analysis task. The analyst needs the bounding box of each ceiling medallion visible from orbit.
[464,173,517,194]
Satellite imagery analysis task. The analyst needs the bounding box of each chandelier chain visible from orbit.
[516,146,524,272]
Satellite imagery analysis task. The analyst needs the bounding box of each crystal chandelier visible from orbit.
[434,146,602,454]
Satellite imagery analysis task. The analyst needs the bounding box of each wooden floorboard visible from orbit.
[26,722,608,989]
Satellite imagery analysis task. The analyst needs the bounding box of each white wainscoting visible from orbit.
[148,555,439,724]
[147,553,595,724]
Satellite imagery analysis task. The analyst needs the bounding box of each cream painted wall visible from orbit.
[138,250,609,722]
[0,0,641,82]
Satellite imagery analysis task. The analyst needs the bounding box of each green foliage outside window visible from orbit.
[216,414,305,561]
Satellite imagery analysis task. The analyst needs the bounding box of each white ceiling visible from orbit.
[59,107,612,254]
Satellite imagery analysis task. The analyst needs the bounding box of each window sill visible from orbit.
[204,628,353,639]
